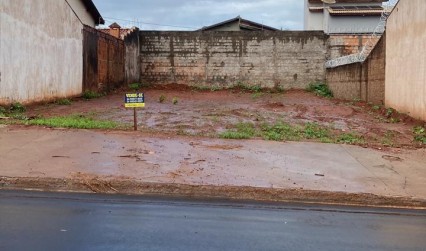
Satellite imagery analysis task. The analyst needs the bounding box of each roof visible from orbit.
[109,22,121,29]
[328,5,385,16]
[308,0,388,3]
[199,16,279,31]
[98,27,138,39]
[81,0,105,25]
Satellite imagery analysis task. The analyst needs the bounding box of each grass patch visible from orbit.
[413,126,426,144]
[82,90,104,100]
[159,95,166,103]
[336,133,364,144]
[9,102,26,113]
[307,82,333,98]
[261,122,302,141]
[26,114,121,129]
[221,121,364,145]
[219,122,256,139]
[172,97,179,105]
[56,98,72,105]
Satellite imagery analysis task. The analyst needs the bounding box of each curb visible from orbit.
[1,176,426,209]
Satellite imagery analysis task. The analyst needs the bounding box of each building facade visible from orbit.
[0,0,104,105]
[304,0,389,34]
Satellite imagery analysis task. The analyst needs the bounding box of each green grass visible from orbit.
[172,97,179,105]
[56,98,72,105]
[336,133,365,144]
[159,95,166,103]
[220,121,364,145]
[413,126,426,144]
[82,90,104,100]
[219,122,256,139]
[9,102,26,113]
[307,82,333,98]
[25,114,121,129]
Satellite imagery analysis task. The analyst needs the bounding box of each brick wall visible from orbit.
[328,35,380,59]
[138,31,328,89]
[83,26,125,92]
[327,33,386,104]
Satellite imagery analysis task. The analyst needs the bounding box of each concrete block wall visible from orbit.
[138,31,328,89]
[328,35,380,59]
[327,34,386,104]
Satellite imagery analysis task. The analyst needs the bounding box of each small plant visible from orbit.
[307,82,333,98]
[82,90,103,100]
[0,106,6,116]
[56,98,72,105]
[303,122,330,139]
[385,108,394,117]
[251,92,263,99]
[372,105,381,111]
[219,122,256,139]
[413,126,426,144]
[159,95,166,103]
[336,133,364,145]
[128,83,141,90]
[172,97,178,105]
[10,102,26,113]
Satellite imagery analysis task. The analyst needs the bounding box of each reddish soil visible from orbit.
[25,84,425,149]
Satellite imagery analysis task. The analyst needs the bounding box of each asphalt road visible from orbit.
[1,191,425,251]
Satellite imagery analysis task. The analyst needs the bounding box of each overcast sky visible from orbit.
[92,0,304,31]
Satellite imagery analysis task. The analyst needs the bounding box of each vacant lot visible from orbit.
[16,84,425,149]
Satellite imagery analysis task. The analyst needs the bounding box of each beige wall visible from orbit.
[0,0,84,105]
[385,0,426,121]
[67,0,96,27]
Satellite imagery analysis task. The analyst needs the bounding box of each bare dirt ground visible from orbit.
[26,84,425,149]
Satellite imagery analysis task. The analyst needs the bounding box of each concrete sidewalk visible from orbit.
[1,125,425,207]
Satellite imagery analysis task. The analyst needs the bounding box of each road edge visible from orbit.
[1,176,425,209]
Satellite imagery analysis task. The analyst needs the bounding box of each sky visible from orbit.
[92,0,304,31]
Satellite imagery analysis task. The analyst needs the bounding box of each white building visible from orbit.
[304,0,389,34]
[0,0,104,105]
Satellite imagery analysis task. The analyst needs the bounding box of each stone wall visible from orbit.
[138,31,328,89]
[327,33,386,104]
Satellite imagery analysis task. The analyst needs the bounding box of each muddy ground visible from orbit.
[26,84,425,149]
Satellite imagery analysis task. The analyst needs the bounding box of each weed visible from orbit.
[10,102,26,113]
[56,98,72,105]
[372,105,381,111]
[336,133,364,144]
[381,131,396,146]
[0,106,6,116]
[251,92,263,99]
[413,126,426,144]
[159,95,166,103]
[219,122,256,139]
[261,122,301,141]
[82,90,103,100]
[26,114,121,129]
[303,122,330,139]
[172,97,179,105]
[128,83,141,90]
[307,82,333,98]
[385,108,394,117]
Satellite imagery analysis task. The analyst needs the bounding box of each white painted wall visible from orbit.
[385,0,426,121]
[66,0,96,27]
[0,0,84,105]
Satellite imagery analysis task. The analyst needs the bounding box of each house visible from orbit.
[0,0,105,105]
[304,0,389,34]
[304,0,391,59]
[199,16,278,31]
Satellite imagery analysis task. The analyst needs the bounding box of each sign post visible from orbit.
[124,93,145,131]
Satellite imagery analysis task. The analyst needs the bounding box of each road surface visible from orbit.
[1,190,425,251]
